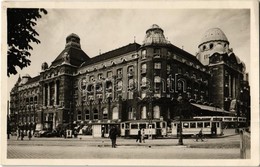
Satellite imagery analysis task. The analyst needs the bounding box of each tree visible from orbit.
[7,8,47,77]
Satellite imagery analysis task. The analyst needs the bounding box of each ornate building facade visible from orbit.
[9,24,250,133]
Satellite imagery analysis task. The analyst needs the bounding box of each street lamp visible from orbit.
[177,95,183,145]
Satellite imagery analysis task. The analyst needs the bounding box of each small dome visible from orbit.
[66,33,80,40]
[199,28,229,47]
[143,24,169,46]
[65,33,81,48]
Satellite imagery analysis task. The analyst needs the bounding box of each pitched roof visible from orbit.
[168,44,204,66]
[81,43,141,67]
[51,46,90,67]
[25,75,40,85]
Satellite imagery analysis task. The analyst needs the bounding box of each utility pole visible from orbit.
[177,95,183,145]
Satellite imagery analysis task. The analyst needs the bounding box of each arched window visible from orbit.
[153,105,160,119]
[141,106,147,119]
[85,110,90,120]
[141,77,147,86]
[209,43,214,49]
[112,107,119,120]
[93,109,98,120]
[103,108,108,119]
[141,49,147,59]
[117,81,123,90]
[77,110,82,121]
[141,63,147,73]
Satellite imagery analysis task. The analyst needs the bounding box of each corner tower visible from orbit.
[196,28,230,65]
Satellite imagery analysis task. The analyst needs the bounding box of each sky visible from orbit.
[7,8,250,97]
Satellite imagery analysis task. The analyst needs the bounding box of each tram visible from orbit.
[193,116,247,128]
[120,120,167,138]
[171,118,223,137]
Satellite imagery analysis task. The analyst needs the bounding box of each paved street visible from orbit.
[7,133,241,159]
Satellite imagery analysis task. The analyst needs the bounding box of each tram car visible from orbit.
[194,116,247,129]
[120,120,167,138]
[171,118,223,137]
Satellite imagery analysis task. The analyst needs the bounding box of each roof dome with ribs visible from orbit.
[199,28,229,47]
[143,24,169,46]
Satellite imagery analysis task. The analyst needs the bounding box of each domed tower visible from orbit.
[196,28,230,65]
[137,24,171,120]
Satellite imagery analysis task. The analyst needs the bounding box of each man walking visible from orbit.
[109,126,117,148]
[136,128,142,143]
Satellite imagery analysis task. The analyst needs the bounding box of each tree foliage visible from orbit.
[7,8,47,77]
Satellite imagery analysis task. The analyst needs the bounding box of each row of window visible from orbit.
[77,107,119,121]
[128,105,161,120]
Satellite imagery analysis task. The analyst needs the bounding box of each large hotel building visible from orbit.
[9,24,250,136]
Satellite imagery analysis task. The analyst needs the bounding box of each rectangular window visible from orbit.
[197,122,203,128]
[85,112,90,120]
[190,123,196,128]
[107,71,113,78]
[131,124,138,129]
[77,115,82,121]
[204,122,210,128]
[154,62,161,69]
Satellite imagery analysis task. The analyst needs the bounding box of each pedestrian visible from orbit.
[21,129,24,140]
[141,128,145,143]
[16,127,20,140]
[63,128,67,139]
[136,128,141,143]
[74,129,78,138]
[101,125,105,138]
[196,128,204,141]
[28,130,32,140]
[109,126,117,148]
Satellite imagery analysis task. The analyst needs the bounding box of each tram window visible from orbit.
[173,123,177,127]
[224,118,232,121]
[183,123,189,128]
[156,122,160,128]
[216,122,219,128]
[233,118,237,121]
[121,124,125,129]
[162,122,166,128]
[204,122,210,128]
[131,124,138,129]
[197,122,203,128]
[151,124,155,128]
[126,123,129,129]
[190,123,196,128]
[140,124,146,129]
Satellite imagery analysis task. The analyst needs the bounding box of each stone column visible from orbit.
[54,81,57,105]
[47,84,50,106]
[53,113,56,130]
[43,85,45,106]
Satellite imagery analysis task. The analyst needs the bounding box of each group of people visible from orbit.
[16,127,32,140]
[136,128,146,143]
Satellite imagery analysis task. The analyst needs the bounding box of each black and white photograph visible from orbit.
[2,0,259,166]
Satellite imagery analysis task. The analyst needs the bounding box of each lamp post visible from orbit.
[177,95,183,145]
